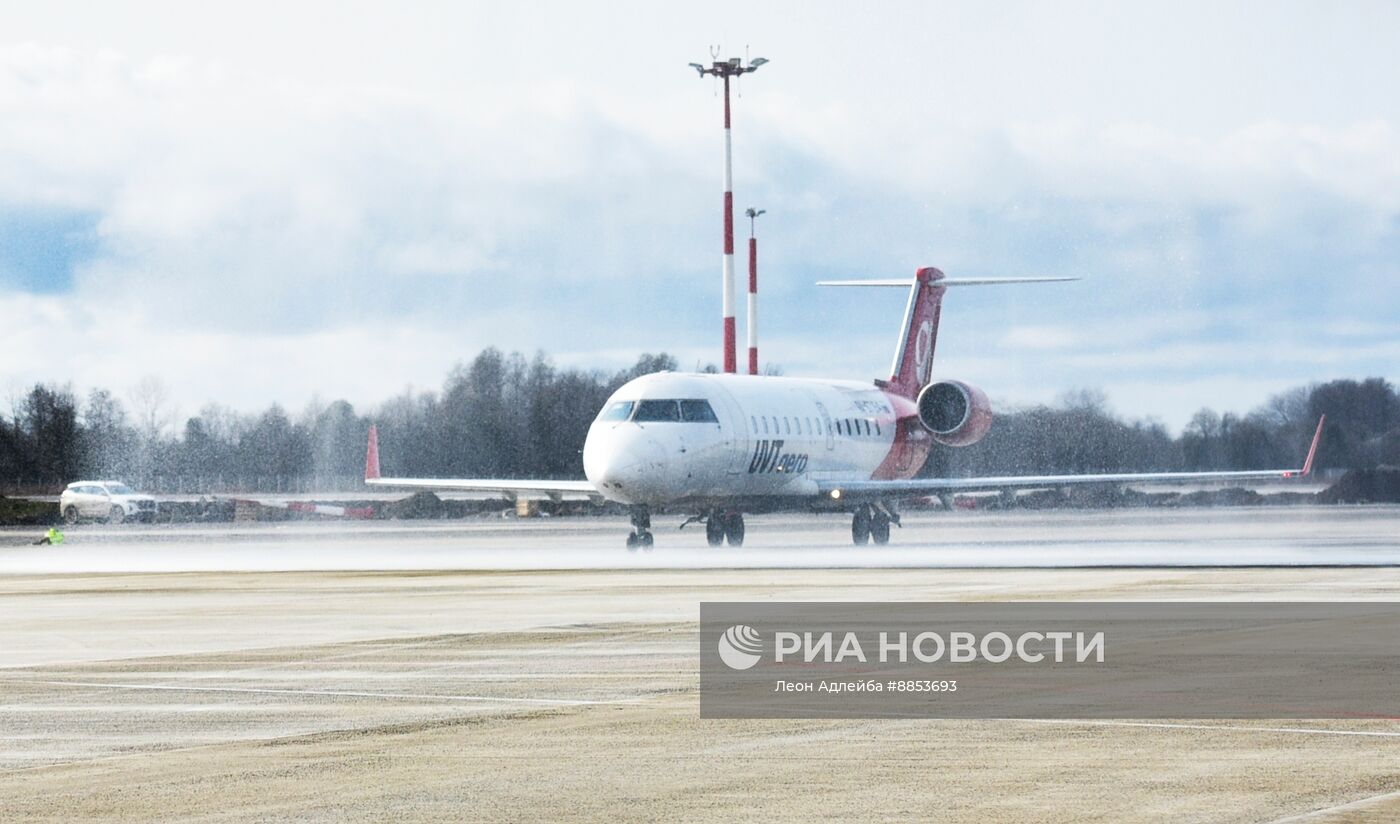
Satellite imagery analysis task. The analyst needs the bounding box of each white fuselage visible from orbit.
[582,372,928,507]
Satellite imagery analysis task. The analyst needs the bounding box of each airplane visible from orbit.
[364,266,1325,549]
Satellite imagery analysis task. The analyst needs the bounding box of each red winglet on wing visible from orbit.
[365,425,381,481]
[1301,415,1325,477]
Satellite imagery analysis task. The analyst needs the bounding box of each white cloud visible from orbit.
[0,290,474,415]
[999,325,1081,351]
[0,6,1396,428]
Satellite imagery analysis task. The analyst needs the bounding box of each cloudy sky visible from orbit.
[2,1,1396,430]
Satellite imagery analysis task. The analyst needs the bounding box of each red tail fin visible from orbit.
[1301,415,1325,476]
[365,425,381,481]
[886,267,947,398]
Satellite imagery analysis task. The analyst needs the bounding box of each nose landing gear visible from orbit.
[626,507,654,551]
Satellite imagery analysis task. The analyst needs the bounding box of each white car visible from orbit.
[60,481,158,524]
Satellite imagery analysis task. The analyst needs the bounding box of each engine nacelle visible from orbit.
[916,380,993,447]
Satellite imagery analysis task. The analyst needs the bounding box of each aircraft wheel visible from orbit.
[871,512,891,545]
[851,507,871,545]
[63,506,79,525]
[705,516,725,547]
[108,506,126,525]
[627,506,652,551]
[723,513,745,547]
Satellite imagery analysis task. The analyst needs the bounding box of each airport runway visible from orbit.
[2,506,1400,822]
[2,505,1399,572]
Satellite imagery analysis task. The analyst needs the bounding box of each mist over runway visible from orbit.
[1,506,1397,574]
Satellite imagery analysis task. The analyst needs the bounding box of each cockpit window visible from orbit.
[630,399,719,423]
[679,399,718,423]
[634,400,681,422]
[599,401,635,422]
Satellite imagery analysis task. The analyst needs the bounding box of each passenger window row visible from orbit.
[836,418,880,437]
[747,415,882,438]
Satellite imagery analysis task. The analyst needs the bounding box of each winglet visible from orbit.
[1300,415,1325,477]
[365,425,381,481]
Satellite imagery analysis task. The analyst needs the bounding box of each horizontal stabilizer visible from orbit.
[817,276,1079,287]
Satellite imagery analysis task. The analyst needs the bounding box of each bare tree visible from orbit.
[129,376,177,444]
[81,389,134,478]
[127,376,177,484]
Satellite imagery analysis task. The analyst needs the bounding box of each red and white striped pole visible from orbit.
[745,207,765,375]
[722,74,736,373]
[691,54,767,374]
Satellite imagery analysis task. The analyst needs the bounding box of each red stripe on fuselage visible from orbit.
[871,391,931,481]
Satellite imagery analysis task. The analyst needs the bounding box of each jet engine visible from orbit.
[916,380,993,447]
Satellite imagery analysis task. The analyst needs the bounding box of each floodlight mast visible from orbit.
[745,207,766,375]
[692,53,767,373]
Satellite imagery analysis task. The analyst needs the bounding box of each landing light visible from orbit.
[830,489,842,500]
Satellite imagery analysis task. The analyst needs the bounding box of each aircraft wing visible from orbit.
[363,426,598,501]
[820,416,1326,500]
[364,476,598,500]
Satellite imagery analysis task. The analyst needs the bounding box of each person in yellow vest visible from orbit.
[33,527,64,546]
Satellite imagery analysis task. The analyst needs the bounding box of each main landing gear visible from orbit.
[851,503,898,545]
[680,510,745,547]
[626,506,654,551]
[703,511,745,547]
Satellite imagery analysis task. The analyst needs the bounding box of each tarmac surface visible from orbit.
[2,505,1398,571]
[2,506,1400,822]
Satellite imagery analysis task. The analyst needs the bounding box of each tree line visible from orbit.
[0,351,681,492]
[927,379,1399,480]
[2,351,1396,493]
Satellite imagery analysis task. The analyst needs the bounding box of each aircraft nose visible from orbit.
[583,427,664,501]
[586,450,641,492]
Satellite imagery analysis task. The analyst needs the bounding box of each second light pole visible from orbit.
[745,207,765,375]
